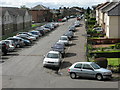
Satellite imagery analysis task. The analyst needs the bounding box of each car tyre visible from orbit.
[17,44,20,48]
[70,73,76,79]
[96,74,103,81]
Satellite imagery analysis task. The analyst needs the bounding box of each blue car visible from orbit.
[51,43,65,57]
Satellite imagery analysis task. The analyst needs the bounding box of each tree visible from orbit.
[20,5,29,10]
[87,7,91,14]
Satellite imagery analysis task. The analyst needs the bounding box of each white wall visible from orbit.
[109,16,120,38]
[96,10,99,24]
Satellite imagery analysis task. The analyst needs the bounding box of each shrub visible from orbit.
[94,58,108,68]
[90,17,96,21]
[115,43,120,49]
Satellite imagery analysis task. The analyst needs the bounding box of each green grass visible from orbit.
[32,24,38,27]
[107,58,120,66]
[92,50,120,53]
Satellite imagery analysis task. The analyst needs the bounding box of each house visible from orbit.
[99,2,117,30]
[29,5,53,23]
[96,2,109,25]
[50,9,60,21]
[104,2,120,38]
[0,7,32,36]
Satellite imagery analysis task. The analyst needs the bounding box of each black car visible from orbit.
[35,28,45,36]
[51,43,65,57]
[0,41,9,55]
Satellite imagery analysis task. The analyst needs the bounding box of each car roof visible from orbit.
[48,51,59,54]
[60,36,68,38]
[73,62,93,65]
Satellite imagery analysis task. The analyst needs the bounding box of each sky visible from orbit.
[0,0,111,9]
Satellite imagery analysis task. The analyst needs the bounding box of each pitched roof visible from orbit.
[96,2,110,10]
[100,2,117,13]
[0,7,28,17]
[31,5,49,10]
[107,2,120,16]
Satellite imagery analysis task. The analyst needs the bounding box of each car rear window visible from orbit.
[74,64,82,69]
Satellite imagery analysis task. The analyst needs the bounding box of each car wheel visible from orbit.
[96,74,103,81]
[17,44,20,48]
[70,73,76,79]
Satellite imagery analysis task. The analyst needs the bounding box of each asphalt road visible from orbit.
[0,18,119,88]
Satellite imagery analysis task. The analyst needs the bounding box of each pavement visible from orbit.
[59,19,87,76]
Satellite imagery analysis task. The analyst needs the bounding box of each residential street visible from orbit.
[1,18,119,88]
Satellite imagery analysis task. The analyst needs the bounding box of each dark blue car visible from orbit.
[51,43,65,57]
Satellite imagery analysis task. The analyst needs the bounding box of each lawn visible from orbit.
[92,50,120,53]
[32,24,38,27]
[107,58,120,66]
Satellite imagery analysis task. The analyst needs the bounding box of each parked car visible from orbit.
[93,27,103,32]
[39,26,51,33]
[43,51,62,68]
[35,28,45,36]
[29,31,42,37]
[62,17,67,22]
[7,37,24,48]
[3,40,15,51]
[74,21,81,27]
[51,43,65,57]
[13,36,31,46]
[68,62,112,80]
[44,24,54,30]
[58,36,69,45]
[68,26,76,32]
[52,22,59,28]
[64,31,74,39]
[16,34,36,41]
[0,41,9,55]
[17,32,39,39]
[16,35,33,43]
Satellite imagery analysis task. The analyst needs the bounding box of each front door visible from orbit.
[81,64,95,78]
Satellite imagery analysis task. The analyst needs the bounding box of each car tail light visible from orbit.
[12,44,14,46]
[68,69,70,72]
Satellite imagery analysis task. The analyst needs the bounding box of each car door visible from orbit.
[81,64,95,78]
[73,63,83,76]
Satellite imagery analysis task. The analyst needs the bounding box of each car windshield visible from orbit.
[54,45,63,49]
[47,53,59,58]
[60,37,67,40]
[91,63,100,69]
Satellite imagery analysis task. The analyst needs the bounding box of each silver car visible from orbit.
[68,62,112,80]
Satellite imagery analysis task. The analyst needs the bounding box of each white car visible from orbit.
[43,51,62,68]
[58,36,69,45]
[3,40,15,51]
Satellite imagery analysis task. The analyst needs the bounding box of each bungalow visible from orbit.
[0,7,32,36]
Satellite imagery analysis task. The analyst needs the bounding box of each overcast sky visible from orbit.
[0,0,111,9]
